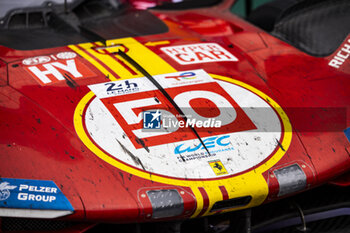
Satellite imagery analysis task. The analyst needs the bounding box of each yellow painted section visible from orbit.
[71,38,292,217]
[107,38,177,77]
[70,38,176,81]
[77,42,140,80]
[190,187,204,218]
[69,44,118,81]
[144,40,171,47]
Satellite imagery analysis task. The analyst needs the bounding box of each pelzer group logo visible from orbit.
[0,178,74,213]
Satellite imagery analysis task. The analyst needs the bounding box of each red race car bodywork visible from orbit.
[0,0,349,228]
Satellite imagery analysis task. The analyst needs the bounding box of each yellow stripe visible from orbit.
[72,38,176,81]
[190,187,204,218]
[203,186,224,216]
[107,38,177,77]
[79,42,140,79]
[72,38,292,218]
[69,44,118,81]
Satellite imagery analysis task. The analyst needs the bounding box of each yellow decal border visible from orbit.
[71,38,292,217]
[74,75,292,217]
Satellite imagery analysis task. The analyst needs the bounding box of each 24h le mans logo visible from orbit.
[76,69,290,179]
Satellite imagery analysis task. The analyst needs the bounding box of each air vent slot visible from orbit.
[7,11,48,29]
[211,196,252,212]
[0,0,168,50]
[8,13,26,29]
[28,12,45,28]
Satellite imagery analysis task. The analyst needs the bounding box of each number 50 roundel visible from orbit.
[74,70,292,180]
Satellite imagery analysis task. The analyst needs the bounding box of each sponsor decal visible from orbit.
[208,160,228,176]
[174,135,234,162]
[0,178,73,211]
[56,51,77,59]
[329,38,350,69]
[175,135,231,154]
[160,43,238,65]
[165,72,196,81]
[164,71,203,86]
[77,69,288,179]
[106,80,139,95]
[24,53,95,85]
[22,56,51,66]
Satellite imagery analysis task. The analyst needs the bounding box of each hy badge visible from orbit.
[23,51,95,85]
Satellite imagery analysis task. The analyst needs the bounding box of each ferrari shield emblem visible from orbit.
[209,160,228,176]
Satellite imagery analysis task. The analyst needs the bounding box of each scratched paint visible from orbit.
[82,70,283,179]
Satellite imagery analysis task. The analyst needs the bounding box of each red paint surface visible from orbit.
[0,0,349,223]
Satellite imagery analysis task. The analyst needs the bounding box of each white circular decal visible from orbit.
[56,52,77,59]
[22,56,51,66]
[80,70,285,179]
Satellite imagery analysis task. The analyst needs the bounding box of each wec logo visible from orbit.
[174,135,231,154]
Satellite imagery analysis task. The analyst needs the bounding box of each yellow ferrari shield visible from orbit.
[208,160,228,176]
